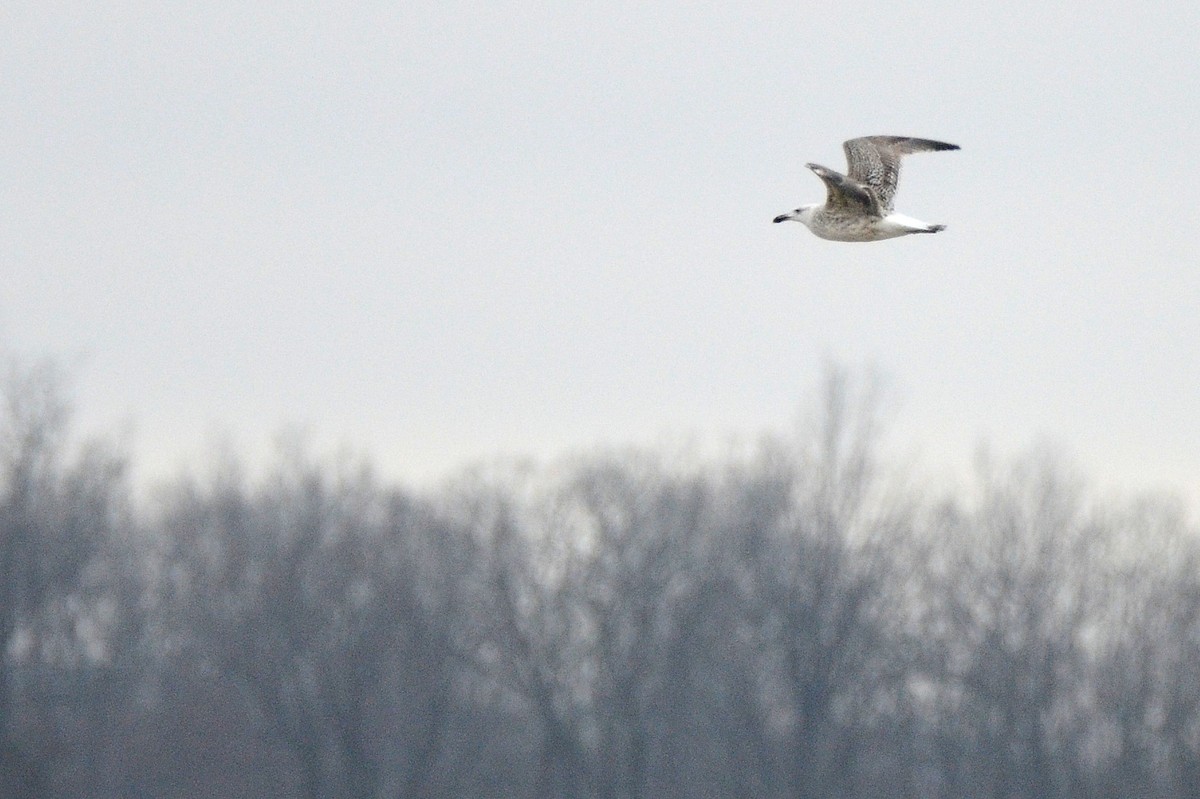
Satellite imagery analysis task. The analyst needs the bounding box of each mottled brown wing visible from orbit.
[806,163,880,215]
[842,136,959,212]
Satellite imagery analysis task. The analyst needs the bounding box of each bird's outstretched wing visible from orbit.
[806,163,879,215]
[843,136,959,212]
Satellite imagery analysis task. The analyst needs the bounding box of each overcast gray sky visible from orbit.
[3,2,1198,503]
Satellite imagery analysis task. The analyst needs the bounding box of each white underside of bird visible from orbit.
[773,208,944,241]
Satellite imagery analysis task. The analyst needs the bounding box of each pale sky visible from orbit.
[3,2,1198,504]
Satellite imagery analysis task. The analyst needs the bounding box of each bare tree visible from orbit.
[157,442,465,799]
[463,368,923,799]
[1083,496,1200,799]
[918,449,1106,799]
[460,452,722,799]
[0,359,127,784]
[723,368,919,799]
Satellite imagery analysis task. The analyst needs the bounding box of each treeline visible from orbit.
[2,361,1199,799]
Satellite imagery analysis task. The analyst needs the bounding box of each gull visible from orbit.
[773,136,959,241]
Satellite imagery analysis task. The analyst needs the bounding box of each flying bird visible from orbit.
[773,136,960,241]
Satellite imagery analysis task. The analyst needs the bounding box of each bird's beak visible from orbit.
[773,213,793,224]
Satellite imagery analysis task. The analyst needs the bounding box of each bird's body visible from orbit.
[799,208,943,242]
[774,136,959,242]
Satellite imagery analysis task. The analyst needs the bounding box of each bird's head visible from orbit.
[773,204,817,228]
